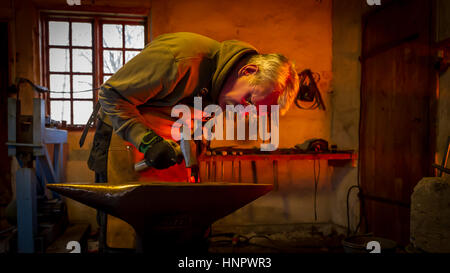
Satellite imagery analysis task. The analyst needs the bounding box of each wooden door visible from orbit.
[360,0,436,246]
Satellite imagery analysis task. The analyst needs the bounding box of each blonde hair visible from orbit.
[246,54,299,116]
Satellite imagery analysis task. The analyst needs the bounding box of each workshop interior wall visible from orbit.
[152,0,333,150]
[150,0,346,230]
[436,0,450,172]
[329,0,364,232]
[329,0,450,231]
[8,0,449,237]
[3,0,152,231]
[2,0,45,208]
[4,0,342,232]
[438,72,450,167]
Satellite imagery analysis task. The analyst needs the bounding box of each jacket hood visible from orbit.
[210,40,258,103]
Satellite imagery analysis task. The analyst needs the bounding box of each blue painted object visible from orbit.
[16,168,38,253]
[7,98,68,253]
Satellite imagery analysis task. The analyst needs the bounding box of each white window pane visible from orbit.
[103,50,123,73]
[125,51,139,63]
[49,21,69,46]
[49,48,70,72]
[49,74,70,99]
[73,101,93,125]
[73,75,93,99]
[103,24,122,48]
[125,25,144,49]
[51,100,71,124]
[103,75,111,84]
[73,49,92,72]
[72,22,92,47]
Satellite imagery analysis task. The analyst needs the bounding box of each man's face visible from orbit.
[218,76,279,110]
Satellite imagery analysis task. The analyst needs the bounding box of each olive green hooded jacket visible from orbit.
[98,32,258,149]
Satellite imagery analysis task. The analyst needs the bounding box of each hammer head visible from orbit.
[134,132,198,182]
[180,137,197,168]
[180,137,199,183]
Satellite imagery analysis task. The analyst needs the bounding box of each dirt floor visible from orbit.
[208,224,347,253]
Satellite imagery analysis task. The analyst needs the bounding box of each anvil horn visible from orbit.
[46,183,140,216]
[47,182,273,234]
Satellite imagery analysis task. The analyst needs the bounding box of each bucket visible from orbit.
[342,235,397,253]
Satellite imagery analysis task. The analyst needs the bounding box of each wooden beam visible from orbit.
[44,127,67,144]
[0,8,14,20]
[33,99,45,156]
[37,5,150,18]
[36,145,56,184]
[53,143,64,182]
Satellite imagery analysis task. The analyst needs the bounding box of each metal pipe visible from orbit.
[5,142,42,148]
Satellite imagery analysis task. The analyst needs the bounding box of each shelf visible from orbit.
[198,151,357,167]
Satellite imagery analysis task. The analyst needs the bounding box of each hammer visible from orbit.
[134,134,199,183]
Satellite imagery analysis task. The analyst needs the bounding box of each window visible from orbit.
[102,24,145,82]
[42,14,146,127]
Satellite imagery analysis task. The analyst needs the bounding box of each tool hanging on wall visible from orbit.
[294,69,326,110]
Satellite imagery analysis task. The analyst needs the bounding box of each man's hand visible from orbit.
[143,139,183,170]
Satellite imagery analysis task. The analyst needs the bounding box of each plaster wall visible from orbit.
[4,0,363,234]
[329,0,364,231]
[150,0,339,228]
[436,0,450,173]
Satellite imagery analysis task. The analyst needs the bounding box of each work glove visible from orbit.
[139,131,182,170]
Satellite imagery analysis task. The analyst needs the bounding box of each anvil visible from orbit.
[47,182,272,252]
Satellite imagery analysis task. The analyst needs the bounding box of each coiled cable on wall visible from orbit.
[294,69,326,110]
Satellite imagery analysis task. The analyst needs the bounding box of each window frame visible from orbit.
[41,12,147,130]
[100,19,145,85]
